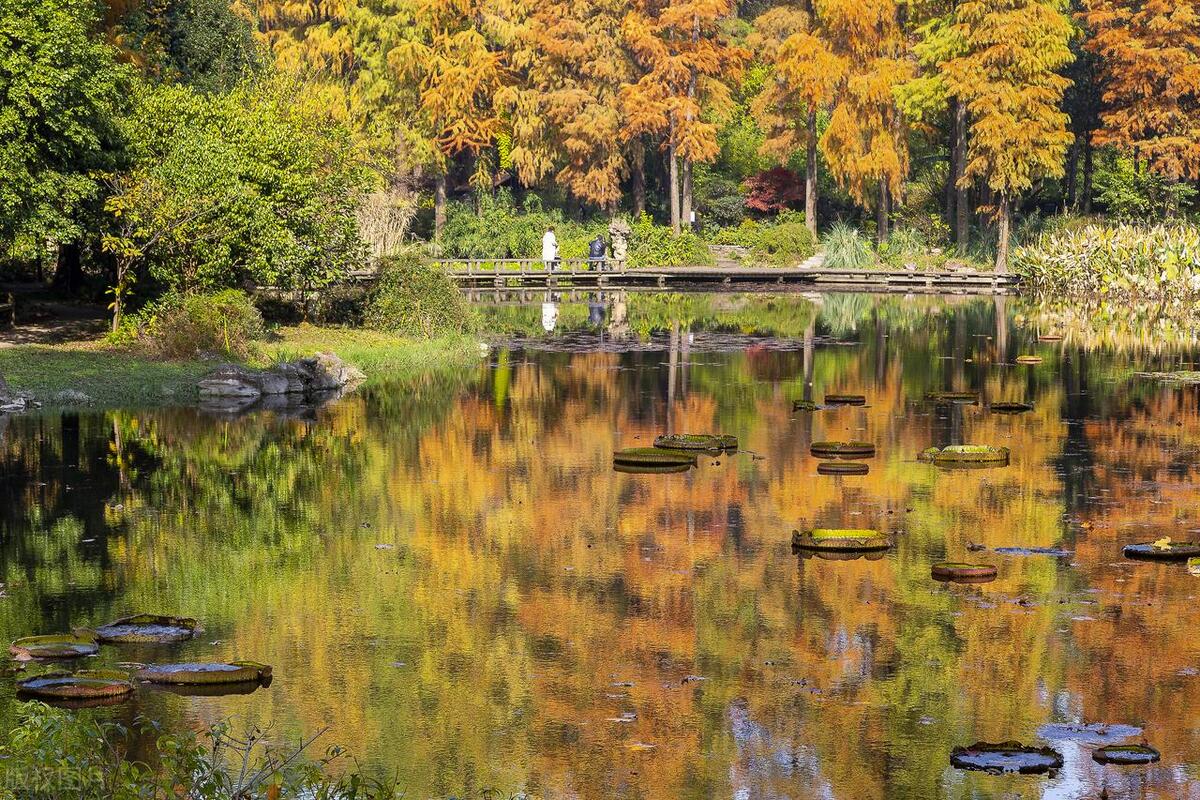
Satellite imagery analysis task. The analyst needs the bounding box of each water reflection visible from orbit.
[2,292,1200,799]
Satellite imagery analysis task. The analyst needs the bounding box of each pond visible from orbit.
[2,291,1200,799]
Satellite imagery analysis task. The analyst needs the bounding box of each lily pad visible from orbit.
[926,391,979,404]
[1092,744,1160,766]
[614,462,692,475]
[136,661,272,686]
[1015,355,1043,365]
[16,669,134,700]
[931,562,998,583]
[653,433,737,451]
[792,529,891,553]
[91,614,198,644]
[824,394,865,406]
[1123,539,1200,561]
[817,462,869,476]
[950,742,1063,774]
[10,633,99,660]
[613,448,696,467]
[811,441,876,459]
[919,445,1010,465]
[991,402,1034,414]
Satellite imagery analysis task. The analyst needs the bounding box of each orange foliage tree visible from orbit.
[944,0,1073,272]
[816,0,912,244]
[1081,0,1200,180]
[621,0,747,233]
[750,5,844,236]
[504,0,635,211]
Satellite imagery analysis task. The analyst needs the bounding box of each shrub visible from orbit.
[627,213,713,267]
[1015,223,1200,306]
[822,223,875,269]
[365,250,477,337]
[122,289,264,359]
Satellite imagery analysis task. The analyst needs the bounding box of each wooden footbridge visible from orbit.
[413,256,1020,294]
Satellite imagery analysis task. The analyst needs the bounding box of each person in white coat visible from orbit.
[542,226,558,272]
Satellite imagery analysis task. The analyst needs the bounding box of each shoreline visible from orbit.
[0,326,483,411]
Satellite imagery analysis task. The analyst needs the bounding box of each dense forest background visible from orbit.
[2,0,1199,312]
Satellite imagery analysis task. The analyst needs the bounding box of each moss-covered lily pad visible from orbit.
[613,448,696,468]
[136,661,272,686]
[1015,355,1044,365]
[1123,539,1200,561]
[919,445,1010,465]
[991,402,1034,414]
[926,391,979,404]
[17,669,135,700]
[10,633,99,660]
[792,529,891,553]
[1092,744,1160,765]
[950,742,1063,774]
[817,462,869,476]
[824,394,865,406]
[653,433,737,451]
[91,614,199,644]
[811,441,875,459]
[931,562,998,583]
[614,462,692,475]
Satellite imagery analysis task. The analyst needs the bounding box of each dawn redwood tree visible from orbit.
[945,0,1074,272]
[1081,0,1200,180]
[817,0,912,244]
[621,0,747,233]
[751,5,843,235]
[505,0,635,211]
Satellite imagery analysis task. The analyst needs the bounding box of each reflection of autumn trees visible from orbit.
[3,296,1200,797]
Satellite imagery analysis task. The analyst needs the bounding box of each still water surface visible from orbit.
[3,292,1200,799]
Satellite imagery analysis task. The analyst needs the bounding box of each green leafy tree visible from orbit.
[0,0,129,256]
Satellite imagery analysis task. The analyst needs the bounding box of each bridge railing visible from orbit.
[432,258,628,274]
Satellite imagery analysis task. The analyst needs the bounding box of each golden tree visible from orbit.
[945,0,1074,272]
[816,0,912,244]
[621,0,747,233]
[751,5,844,236]
[1082,0,1200,180]
[504,0,635,211]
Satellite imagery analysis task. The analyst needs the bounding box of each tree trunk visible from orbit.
[434,173,447,251]
[953,101,969,255]
[681,158,693,231]
[1065,139,1079,209]
[805,110,818,237]
[669,120,680,236]
[631,144,646,218]
[875,181,889,245]
[1082,140,1094,215]
[994,194,1011,274]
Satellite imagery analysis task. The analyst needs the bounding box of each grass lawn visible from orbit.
[0,326,482,408]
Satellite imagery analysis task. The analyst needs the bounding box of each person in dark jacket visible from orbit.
[588,235,607,271]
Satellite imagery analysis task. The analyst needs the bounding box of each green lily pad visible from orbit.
[10,633,99,660]
[653,433,737,451]
[817,462,869,476]
[1123,540,1200,561]
[950,742,1062,774]
[1092,744,1160,765]
[811,441,875,459]
[919,445,1010,465]
[824,394,865,406]
[792,529,891,553]
[17,669,134,700]
[91,614,199,644]
[931,562,998,583]
[613,448,696,467]
[136,661,272,686]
